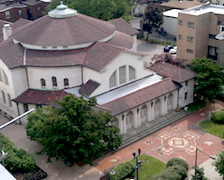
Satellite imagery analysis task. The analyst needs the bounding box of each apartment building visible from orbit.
[177,4,224,61]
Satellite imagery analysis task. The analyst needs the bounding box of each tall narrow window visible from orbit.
[7,94,12,107]
[185,92,188,100]
[119,66,126,84]
[5,11,10,19]
[24,104,28,112]
[52,76,57,88]
[2,91,6,103]
[64,78,69,87]
[41,78,46,88]
[109,71,116,88]
[129,66,135,81]
[3,70,8,85]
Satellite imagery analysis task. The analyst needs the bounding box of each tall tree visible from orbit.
[142,3,163,41]
[26,95,122,165]
[212,150,224,179]
[46,0,132,21]
[189,57,224,102]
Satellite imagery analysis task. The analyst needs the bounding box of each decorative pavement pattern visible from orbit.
[94,101,224,174]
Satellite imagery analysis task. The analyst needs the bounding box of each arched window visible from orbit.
[7,94,12,107]
[52,76,57,88]
[1,91,6,103]
[129,66,135,81]
[109,71,116,88]
[40,78,46,88]
[64,78,69,87]
[2,70,8,85]
[119,66,126,84]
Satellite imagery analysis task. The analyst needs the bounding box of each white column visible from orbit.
[133,107,138,128]
[123,114,127,134]
[118,115,123,134]
[137,107,141,127]
[160,97,165,115]
[146,102,151,122]
[151,101,155,121]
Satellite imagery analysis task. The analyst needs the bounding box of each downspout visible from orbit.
[16,102,21,124]
[24,48,29,87]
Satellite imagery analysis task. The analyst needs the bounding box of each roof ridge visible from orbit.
[101,78,171,106]
[76,13,113,35]
[66,17,78,44]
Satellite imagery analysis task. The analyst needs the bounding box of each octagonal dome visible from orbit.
[12,3,116,50]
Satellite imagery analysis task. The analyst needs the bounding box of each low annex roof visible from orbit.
[79,79,101,97]
[13,89,69,105]
[148,63,197,83]
[101,78,180,116]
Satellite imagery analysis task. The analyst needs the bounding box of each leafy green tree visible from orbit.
[142,3,163,41]
[212,150,224,179]
[46,0,132,21]
[191,166,209,180]
[26,95,122,165]
[189,57,224,102]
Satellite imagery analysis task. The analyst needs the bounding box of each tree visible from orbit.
[212,150,224,179]
[191,166,209,180]
[142,3,163,41]
[189,57,224,102]
[46,0,132,21]
[151,53,188,68]
[26,95,122,165]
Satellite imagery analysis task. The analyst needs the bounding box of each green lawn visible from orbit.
[129,155,166,180]
[198,120,224,139]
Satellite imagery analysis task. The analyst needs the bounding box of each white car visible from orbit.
[169,46,177,54]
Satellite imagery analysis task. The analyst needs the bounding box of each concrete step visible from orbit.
[118,111,191,150]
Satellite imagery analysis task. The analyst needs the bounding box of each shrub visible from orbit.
[110,162,133,180]
[167,157,189,171]
[211,110,224,124]
[0,133,36,172]
[191,166,209,180]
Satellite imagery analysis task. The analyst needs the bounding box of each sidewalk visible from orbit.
[0,114,104,180]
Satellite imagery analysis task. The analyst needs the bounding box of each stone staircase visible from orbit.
[118,110,191,150]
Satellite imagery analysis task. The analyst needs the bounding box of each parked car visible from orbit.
[164,45,174,52]
[169,46,177,54]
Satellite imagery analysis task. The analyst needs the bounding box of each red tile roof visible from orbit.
[79,79,100,97]
[101,78,180,116]
[13,89,69,105]
[148,63,197,83]
[109,18,139,36]
[11,18,31,31]
[12,13,116,46]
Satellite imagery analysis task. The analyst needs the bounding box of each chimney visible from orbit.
[3,24,12,40]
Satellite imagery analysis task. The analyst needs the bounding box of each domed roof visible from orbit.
[12,3,116,49]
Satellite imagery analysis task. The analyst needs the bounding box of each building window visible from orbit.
[0,69,2,82]
[129,66,135,81]
[209,34,216,39]
[5,11,10,19]
[187,49,193,53]
[220,26,224,32]
[178,35,182,39]
[64,78,69,87]
[109,70,116,88]
[41,78,46,88]
[37,7,40,13]
[185,80,188,86]
[36,104,42,110]
[185,92,188,100]
[179,20,183,25]
[18,10,22,16]
[1,91,6,104]
[119,66,126,84]
[7,94,12,107]
[2,70,8,85]
[187,36,194,42]
[24,104,28,112]
[188,22,195,28]
[52,76,57,88]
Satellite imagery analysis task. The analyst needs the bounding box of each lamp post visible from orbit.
[194,147,216,180]
[132,148,142,180]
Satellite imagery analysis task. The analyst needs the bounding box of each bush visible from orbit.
[167,157,189,171]
[110,162,133,180]
[211,110,224,124]
[191,166,209,180]
[0,133,36,172]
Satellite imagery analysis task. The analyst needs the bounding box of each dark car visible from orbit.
[164,45,174,52]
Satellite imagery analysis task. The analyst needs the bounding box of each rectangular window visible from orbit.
[178,35,182,39]
[220,26,224,32]
[209,34,216,39]
[185,92,188,100]
[187,36,194,42]
[179,20,183,25]
[24,104,28,112]
[5,11,10,19]
[37,7,40,13]
[187,49,193,53]
[18,10,22,16]
[188,22,195,28]
[185,81,188,86]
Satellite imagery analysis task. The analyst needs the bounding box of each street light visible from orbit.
[194,147,216,180]
[132,148,142,180]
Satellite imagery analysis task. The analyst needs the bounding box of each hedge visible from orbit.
[167,157,189,171]
[0,133,36,172]
[211,109,224,124]
[110,161,133,180]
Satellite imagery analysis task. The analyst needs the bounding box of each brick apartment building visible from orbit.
[177,3,224,61]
